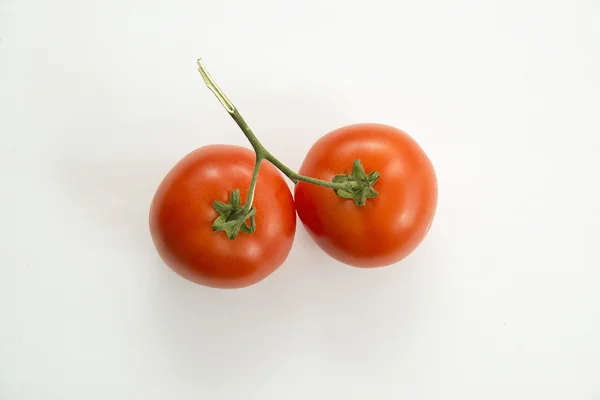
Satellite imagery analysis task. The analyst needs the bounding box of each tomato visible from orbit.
[294,123,437,268]
[150,145,296,288]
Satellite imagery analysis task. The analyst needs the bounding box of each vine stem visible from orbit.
[242,155,263,213]
[197,59,353,213]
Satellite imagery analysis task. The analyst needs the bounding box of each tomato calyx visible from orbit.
[212,189,257,239]
[332,159,380,206]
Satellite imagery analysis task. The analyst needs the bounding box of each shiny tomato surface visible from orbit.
[150,145,296,288]
[295,123,437,268]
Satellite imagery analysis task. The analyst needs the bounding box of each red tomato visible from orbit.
[294,123,437,268]
[150,145,296,288]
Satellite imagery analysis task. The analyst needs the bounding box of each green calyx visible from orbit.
[332,159,380,206]
[212,189,257,240]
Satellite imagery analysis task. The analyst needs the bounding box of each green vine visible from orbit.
[197,59,380,238]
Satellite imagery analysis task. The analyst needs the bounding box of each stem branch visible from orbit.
[197,59,352,195]
[242,155,263,213]
[197,59,381,238]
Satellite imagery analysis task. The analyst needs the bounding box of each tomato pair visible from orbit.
[150,123,437,288]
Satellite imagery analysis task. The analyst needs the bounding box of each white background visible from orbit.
[1,0,599,398]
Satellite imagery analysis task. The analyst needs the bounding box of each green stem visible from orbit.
[197,58,352,200]
[241,155,263,213]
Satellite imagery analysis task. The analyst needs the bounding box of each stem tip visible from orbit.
[197,59,235,113]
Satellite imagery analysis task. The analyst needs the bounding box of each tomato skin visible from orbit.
[150,145,296,288]
[294,123,437,268]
